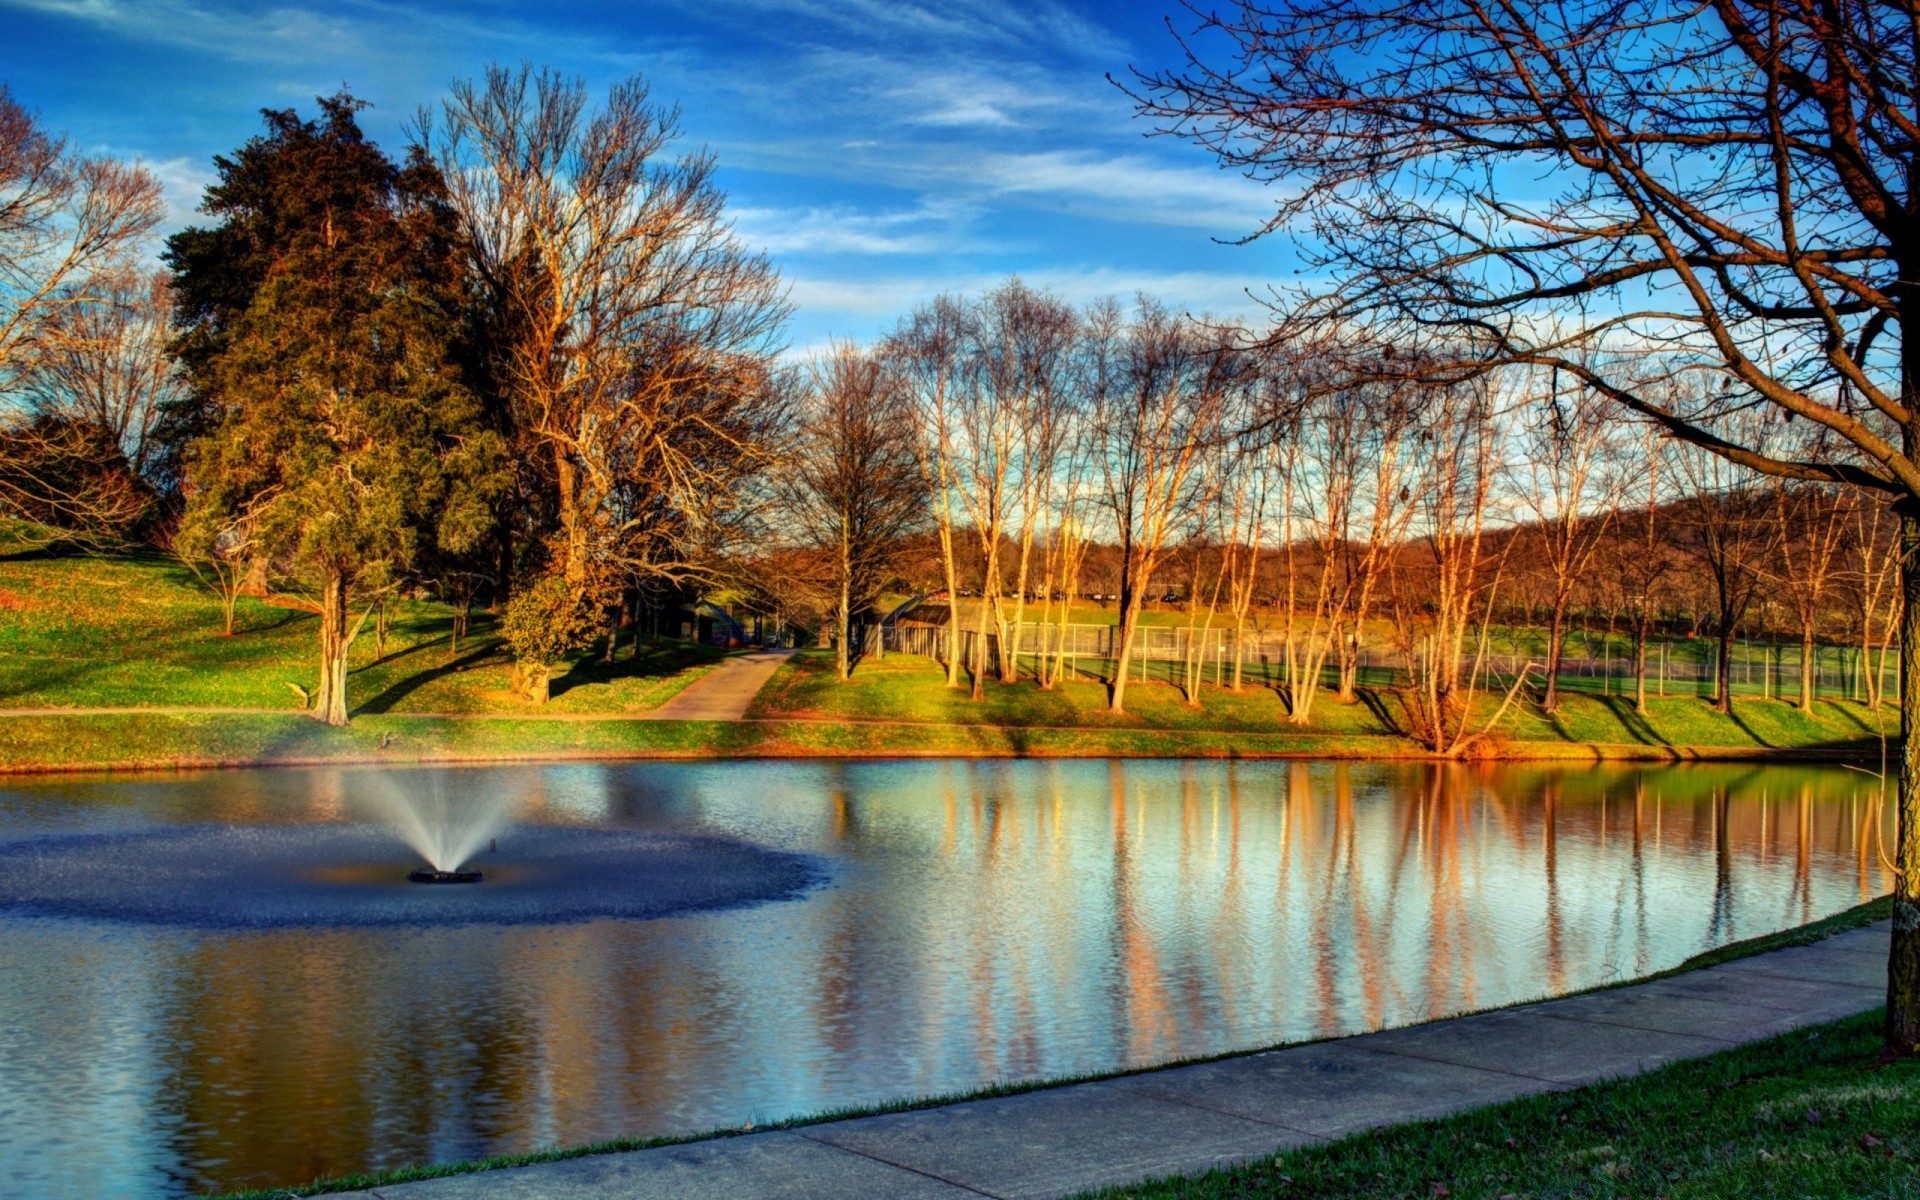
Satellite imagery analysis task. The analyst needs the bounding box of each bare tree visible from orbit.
[1089,299,1239,714]
[988,283,1080,684]
[0,87,163,398]
[888,296,971,687]
[423,65,787,594]
[1614,428,1675,712]
[1390,376,1527,753]
[1675,432,1771,714]
[0,87,163,542]
[1515,372,1623,710]
[1133,0,1920,1051]
[1848,496,1902,711]
[783,346,925,680]
[1769,450,1852,714]
[21,268,179,478]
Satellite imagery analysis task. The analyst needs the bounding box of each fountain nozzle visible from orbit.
[408,868,483,884]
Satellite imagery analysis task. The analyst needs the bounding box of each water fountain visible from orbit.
[362,773,511,883]
[0,767,824,928]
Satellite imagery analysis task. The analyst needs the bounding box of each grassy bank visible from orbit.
[0,545,725,715]
[752,651,1890,754]
[0,654,1891,773]
[0,709,1419,773]
[1086,1009,1915,1200]
[0,544,1894,771]
[215,900,1893,1199]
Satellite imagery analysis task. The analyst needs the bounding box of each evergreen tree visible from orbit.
[169,95,504,725]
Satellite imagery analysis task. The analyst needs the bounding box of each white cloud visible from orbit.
[145,155,218,229]
[731,199,977,256]
[5,0,371,61]
[969,150,1276,232]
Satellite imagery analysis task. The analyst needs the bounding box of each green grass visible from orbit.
[751,650,1888,756]
[212,899,1895,1200]
[1082,1010,1915,1200]
[0,546,726,716]
[0,543,1893,770]
[0,710,1410,772]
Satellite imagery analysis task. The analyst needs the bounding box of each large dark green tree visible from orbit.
[168,95,504,725]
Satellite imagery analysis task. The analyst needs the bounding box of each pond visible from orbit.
[0,758,1893,1198]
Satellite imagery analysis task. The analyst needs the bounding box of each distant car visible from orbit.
[1161,592,1180,603]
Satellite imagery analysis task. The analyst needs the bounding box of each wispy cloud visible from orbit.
[732,200,975,256]
[6,0,1295,342]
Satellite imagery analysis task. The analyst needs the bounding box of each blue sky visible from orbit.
[0,0,1296,350]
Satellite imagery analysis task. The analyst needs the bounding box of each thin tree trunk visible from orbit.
[1543,599,1567,710]
[1799,625,1816,714]
[837,524,853,681]
[1004,529,1035,684]
[972,555,996,701]
[1715,617,1735,714]
[1633,616,1648,713]
[1110,597,1143,714]
[1889,505,1920,1054]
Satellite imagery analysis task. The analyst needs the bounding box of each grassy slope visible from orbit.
[0,546,1892,770]
[0,547,725,715]
[751,650,1889,755]
[217,900,1896,1200]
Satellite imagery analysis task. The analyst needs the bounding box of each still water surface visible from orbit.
[0,758,1894,1198]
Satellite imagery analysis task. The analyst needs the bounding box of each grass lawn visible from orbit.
[0,542,1893,770]
[752,650,1889,756]
[1084,1009,1916,1200]
[0,546,726,715]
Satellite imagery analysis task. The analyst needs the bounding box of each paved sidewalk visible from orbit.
[640,649,796,722]
[342,922,1890,1200]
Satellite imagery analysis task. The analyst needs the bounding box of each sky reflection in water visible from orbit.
[0,758,1894,1198]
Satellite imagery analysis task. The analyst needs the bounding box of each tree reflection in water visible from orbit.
[0,759,1893,1198]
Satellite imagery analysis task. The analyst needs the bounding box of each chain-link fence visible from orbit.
[863,619,1898,702]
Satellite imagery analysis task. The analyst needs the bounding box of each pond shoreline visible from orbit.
[0,709,1887,775]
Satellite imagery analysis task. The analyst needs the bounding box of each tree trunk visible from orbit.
[1543,599,1567,711]
[1632,617,1648,714]
[1888,504,1920,1055]
[1714,618,1735,714]
[972,555,996,702]
[1799,624,1816,714]
[554,445,588,585]
[1109,598,1142,714]
[314,571,351,727]
[836,543,853,682]
[523,663,550,704]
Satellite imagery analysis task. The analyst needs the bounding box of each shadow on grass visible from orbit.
[1354,687,1405,737]
[1724,701,1778,749]
[1593,695,1667,747]
[548,641,726,701]
[352,642,501,715]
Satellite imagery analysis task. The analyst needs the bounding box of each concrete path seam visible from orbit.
[791,1130,1006,1199]
[1087,1078,1327,1140]
[1524,1008,1743,1044]
[1350,1042,1577,1089]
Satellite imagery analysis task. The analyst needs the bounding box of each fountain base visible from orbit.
[407,868,483,884]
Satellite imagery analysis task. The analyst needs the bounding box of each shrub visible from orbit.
[499,574,599,703]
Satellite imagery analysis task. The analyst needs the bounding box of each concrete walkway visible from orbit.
[339,921,1889,1200]
[640,649,796,722]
